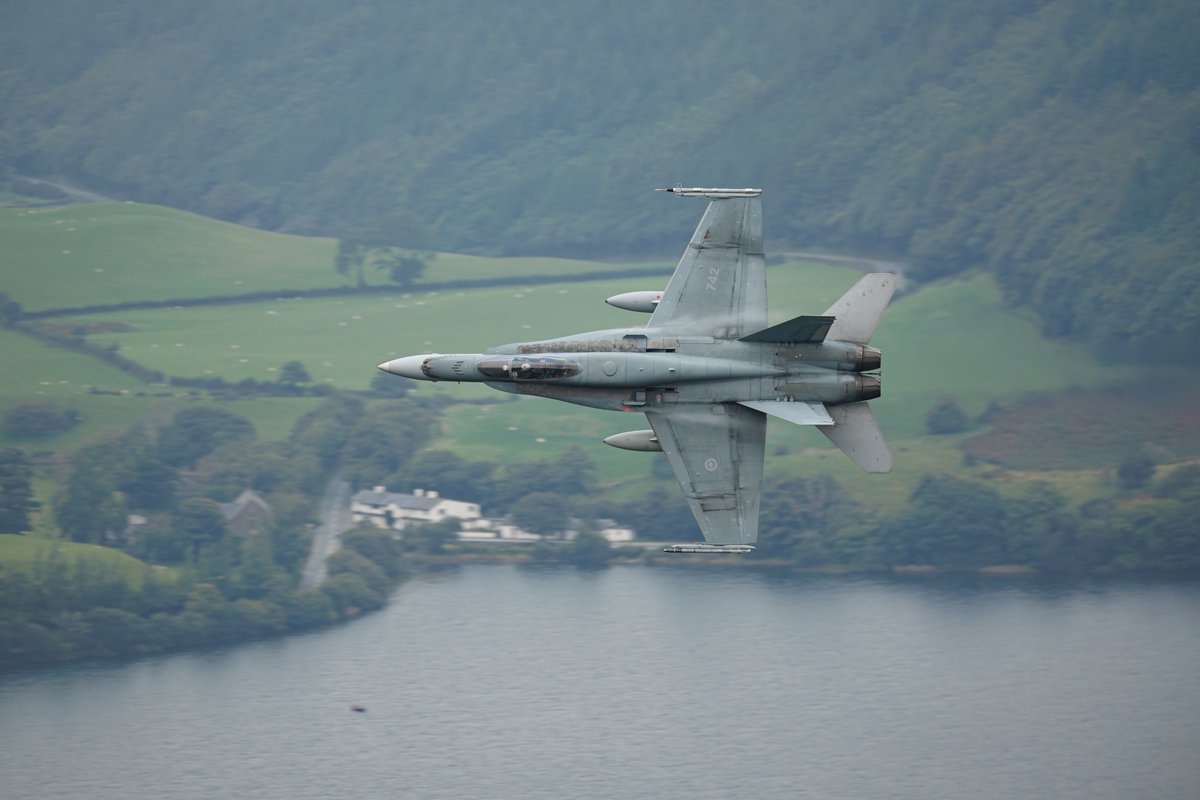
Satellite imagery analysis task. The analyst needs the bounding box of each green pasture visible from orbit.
[0,326,322,448]
[66,276,679,390]
[0,202,670,312]
[53,265,1142,478]
[0,390,323,451]
[0,533,172,586]
[2,203,339,310]
[0,327,146,398]
[870,274,1141,438]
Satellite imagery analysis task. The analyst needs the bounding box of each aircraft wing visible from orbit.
[647,197,767,339]
[646,403,766,545]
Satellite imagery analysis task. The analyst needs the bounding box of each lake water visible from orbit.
[3,565,1199,800]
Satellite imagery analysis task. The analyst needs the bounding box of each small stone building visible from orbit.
[219,489,274,536]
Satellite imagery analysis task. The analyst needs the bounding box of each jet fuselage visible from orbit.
[374,188,896,547]
[378,327,881,412]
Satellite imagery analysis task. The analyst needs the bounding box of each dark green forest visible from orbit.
[2,0,1197,354]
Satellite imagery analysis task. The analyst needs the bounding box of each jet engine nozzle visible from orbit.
[857,346,882,373]
[856,374,881,401]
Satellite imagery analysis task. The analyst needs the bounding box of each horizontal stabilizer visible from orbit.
[739,315,834,344]
[822,273,896,344]
[739,400,833,426]
[819,402,893,473]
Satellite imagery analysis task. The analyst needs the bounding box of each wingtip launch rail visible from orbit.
[656,186,762,198]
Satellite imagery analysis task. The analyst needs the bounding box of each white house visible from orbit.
[349,486,638,543]
[564,517,635,543]
[596,519,636,543]
[351,487,481,531]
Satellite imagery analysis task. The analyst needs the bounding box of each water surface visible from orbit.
[3,566,1198,799]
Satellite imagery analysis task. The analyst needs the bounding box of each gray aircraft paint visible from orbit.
[379,189,894,547]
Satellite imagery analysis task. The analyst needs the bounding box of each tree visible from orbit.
[882,474,1010,567]
[119,459,179,511]
[369,371,410,397]
[3,402,80,438]
[563,529,612,567]
[321,573,383,615]
[338,401,435,486]
[341,528,407,578]
[55,439,129,544]
[290,394,365,469]
[924,397,970,435]
[374,249,433,288]
[0,448,38,533]
[173,497,229,559]
[511,491,569,537]
[552,445,596,496]
[398,450,496,505]
[1117,452,1156,490]
[334,239,367,288]
[278,360,311,384]
[0,291,21,324]
[156,407,256,467]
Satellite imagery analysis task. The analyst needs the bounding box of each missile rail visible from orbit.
[662,543,755,554]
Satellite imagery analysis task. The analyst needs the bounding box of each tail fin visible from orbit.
[822,273,896,344]
[820,401,893,473]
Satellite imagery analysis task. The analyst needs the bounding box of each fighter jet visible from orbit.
[378,188,895,552]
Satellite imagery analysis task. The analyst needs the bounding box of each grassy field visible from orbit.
[0,533,173,586]
[0,202,668,312]
[63,277,663,389]
[2,203,340,310]
[31,257,1159,501]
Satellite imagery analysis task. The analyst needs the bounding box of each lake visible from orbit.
[2,565,1198,799]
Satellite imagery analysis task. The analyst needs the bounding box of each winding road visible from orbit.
[299,476,352,589]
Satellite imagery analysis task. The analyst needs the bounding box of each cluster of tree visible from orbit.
[0,448,38,533]
[167,361,338,398]
[334,213,436,288]
[51,394,437,559]
[3,402,80,438]
[750,466,1200,573]
[0,292,23,325]
[2,1,1195,355]
[0,527,408,669]
[385,444,604,530]
[2,388,438,668]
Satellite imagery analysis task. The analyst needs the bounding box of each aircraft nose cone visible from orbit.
[378,355,430,380]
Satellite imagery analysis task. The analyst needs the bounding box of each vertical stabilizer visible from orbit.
[820,402,893,473]
[822,273,896,344]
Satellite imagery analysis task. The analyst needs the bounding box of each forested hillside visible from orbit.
[1,0,1197,354]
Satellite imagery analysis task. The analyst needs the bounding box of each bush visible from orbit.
[924,397,969,435]
[1117,452,1156,490]
[3,402,80,437]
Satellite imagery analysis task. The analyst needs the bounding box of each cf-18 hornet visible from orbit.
[378,188,895,553]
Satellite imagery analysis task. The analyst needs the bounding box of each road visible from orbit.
[299,476,352,589]
[14,175,117,203]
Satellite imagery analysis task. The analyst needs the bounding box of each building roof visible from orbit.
[219,489,273,522]
[351,488,442,511]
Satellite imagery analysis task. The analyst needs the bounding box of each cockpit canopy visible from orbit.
[476,355,580,382]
